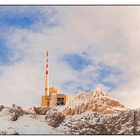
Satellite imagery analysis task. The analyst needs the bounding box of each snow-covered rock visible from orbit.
[62,88,128,116]
[29,107,48,115]
[0,89,139,135]
[9,105,23,121]
[0,105,5,112]
[0,105,23,122]
[0,107,140,134]
[45,109,65,128]
[59,109,135,135]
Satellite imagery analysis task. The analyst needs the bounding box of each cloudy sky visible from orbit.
[0,6,140,108]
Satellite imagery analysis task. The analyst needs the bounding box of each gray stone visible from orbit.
[45,111,65,127]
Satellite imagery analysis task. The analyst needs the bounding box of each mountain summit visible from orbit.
[62,88,128,116]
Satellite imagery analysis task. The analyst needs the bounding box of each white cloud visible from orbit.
[1,6,140,108]
[0,63,44,107]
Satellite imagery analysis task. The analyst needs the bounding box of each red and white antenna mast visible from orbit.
[45,50,49,96]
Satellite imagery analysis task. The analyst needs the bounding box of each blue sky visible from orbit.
[0,6,140,108]
[61,56,122,94]
[63,54,92,71]
[0,38,10,64]
[0,6,59,32]
[0,6,123,105]
[62,51,122,91]
[0,7,44,65]
[0,7,59,64]
[0,7,38,29]
[0,7,123,103]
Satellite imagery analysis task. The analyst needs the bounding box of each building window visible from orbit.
[57,98,65,105]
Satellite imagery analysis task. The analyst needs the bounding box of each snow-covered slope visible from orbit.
[0,107,63,134]
[1,107,140,135]
[0,88,138,135]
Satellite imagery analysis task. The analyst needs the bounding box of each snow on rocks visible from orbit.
[29,107,48,115]
[0,106,140,134]
[9,104,23,121]
[62,88,128,116]
[0,106,64,134]
[0,105,23,122]
[0,114,64,135]
[45,109,65,128]
[0,88,138,135]
[0,105,5,112]
[59,110,135,135]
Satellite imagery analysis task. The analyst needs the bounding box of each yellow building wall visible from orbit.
[41,88,72,108]
[49,92,57,108]
[41,96,47,107]
[41,95,51,108]
[49,87,59,94]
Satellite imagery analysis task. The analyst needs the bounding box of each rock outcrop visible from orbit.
[9,104,23,121]
[62,88,127,116]
[45,109,65,128]
[60,109,136,135]
[0,88,139,135]
[0,104,24,121]
[29,107,48,115]
[0,105,5,112]
[0,130,19,135]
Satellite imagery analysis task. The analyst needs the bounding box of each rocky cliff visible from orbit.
[59,109,137,135]
[0,88,140,135]
[61,88,128,116]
